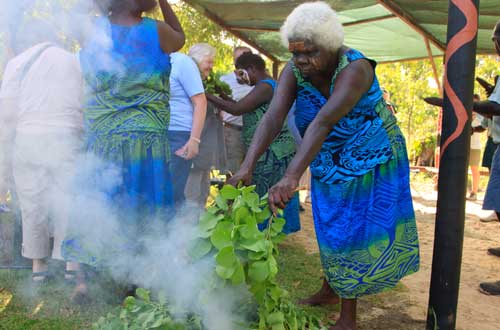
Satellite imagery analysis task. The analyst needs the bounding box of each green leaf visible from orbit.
[231,260,245,285]
[215,194,229,210]
[271,217,286,233]
[210,222,233,250]
[268,255,278,277]
[240,185,256,194]
[198,212,224,232]
[234,206,252,224]
[238,220,260,240]
[123,296,136,310]
[267,312,285,325]
[242,190,260,208]
[256,206,272,222]
[220,185,241,200]
[248,250,267,260]
[216,246,237,267]
[135,288,150,302]
[248,260,270,282]
[240,238,267,252]
[189,238,212,259]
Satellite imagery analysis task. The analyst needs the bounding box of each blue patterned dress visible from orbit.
[293,49,419,298]
[243,79,300,234]
[62,18,174,266]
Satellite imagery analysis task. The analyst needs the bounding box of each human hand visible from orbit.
[268,175,299,216]
[226,167,252,187]
[174,138,199,160]
[424,97,444,107]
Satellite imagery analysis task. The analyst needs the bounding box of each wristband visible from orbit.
[190,136,201,144]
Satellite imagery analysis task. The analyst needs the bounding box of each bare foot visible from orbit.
[298,278,340,306]
[330,319,357,330]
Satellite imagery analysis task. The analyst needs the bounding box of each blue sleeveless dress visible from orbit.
[62,18,174,266]
[242,79,300,234]
[293,49,419,298]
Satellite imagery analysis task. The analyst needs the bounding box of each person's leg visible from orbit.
[168,131,193,205]
[299,277,340,306]
[198,169,211,207]
[13,144,51,281]
[470,165,480,198]
[185,168,202,205]
[223,126,244,175]
[330,298,357,330]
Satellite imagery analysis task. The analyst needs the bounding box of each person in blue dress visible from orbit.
[62,0,184,302]
[207,53,300,234]
[229,3,419,329]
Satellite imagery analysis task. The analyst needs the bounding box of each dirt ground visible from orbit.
[291,175,500,330]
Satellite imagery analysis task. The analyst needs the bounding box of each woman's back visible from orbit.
[80,17,171,136]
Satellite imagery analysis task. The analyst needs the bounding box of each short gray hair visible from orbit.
[188,43,216,65]
[280,1,344,53]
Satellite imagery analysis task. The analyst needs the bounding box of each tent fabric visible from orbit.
[182,0,499,63]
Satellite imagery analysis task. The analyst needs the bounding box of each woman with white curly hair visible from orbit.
[228,2,420,329]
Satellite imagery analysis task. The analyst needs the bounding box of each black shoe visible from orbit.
[487,247,500,257]
[479,281,500,295]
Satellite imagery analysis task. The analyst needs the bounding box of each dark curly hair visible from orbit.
[235,52,266,71]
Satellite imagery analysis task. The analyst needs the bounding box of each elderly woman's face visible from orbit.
[198,56,215,79]
[289,39,332,78]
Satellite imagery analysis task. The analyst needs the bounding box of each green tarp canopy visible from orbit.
[182,0,499,63]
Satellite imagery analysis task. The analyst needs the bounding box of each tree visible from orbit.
[150,2,238,74]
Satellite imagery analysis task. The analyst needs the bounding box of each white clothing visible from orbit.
[220,72,253,126]
[470,114,483,150]
[14,133,81,259]
[0,43,83,135]
[0,43,83,260]
[168,53,205,131]
[488,81,500,144]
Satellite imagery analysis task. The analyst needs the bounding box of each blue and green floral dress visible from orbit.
[62,18,174,266]
[293,49,419,298]
[243,79,300,234]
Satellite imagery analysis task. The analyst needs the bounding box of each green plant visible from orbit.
[190,185,327,330]
[94,185,328,330]
[203,72,232,98]
[93,288,202,330]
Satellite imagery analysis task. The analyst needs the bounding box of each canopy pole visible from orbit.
[426,1,479,329]
[425,38,443,97]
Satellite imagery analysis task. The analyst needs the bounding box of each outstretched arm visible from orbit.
[157,0,185,53]
[227,63,297,185]
[268,59,374,213]
[206,82,273,116]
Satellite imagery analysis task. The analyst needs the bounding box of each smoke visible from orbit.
[0,1,252,329]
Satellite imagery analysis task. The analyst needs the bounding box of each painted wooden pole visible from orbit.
[426,0,479,329]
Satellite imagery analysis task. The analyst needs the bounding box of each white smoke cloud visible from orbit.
[0,2,251,329]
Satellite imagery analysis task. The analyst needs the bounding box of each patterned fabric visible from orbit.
[243,79,300,234]
[254,150,300,234]
[293,51,393,184]
[242,79,296,161]
[293,48,419,298]
[62,18,174,266]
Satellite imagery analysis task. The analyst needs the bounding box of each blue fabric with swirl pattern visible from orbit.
[62,18,174,267]
[293,48,419,298]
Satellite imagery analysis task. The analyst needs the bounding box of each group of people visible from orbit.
[0,1,434,329]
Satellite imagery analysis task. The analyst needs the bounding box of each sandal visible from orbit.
[64,270,78,285]
[479,281,500,295]
[487,247,500,258]
[32,271,50,285]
